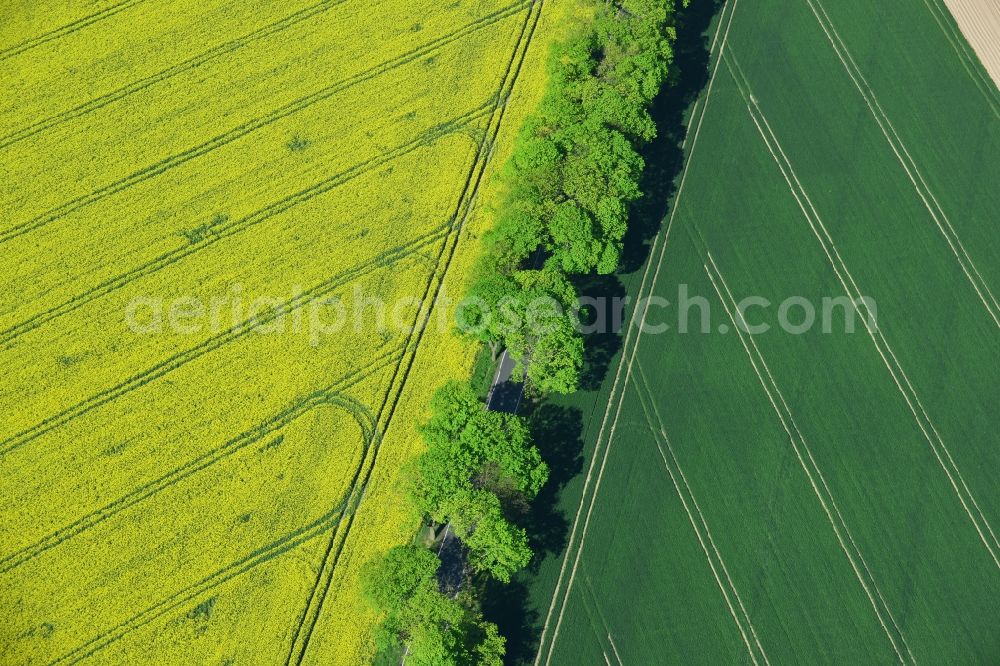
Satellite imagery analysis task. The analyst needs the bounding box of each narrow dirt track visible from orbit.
[942,0,1000,88]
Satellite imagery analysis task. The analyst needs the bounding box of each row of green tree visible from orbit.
[364,383,546,664]
[464,0,681,394]
[363,1,682,662]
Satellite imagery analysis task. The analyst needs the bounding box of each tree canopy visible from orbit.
[461,0,678,395]
[414,382,548,582]
[362,545,505,665]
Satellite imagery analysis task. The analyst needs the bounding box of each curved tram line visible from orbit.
[0,224,450,461]
[287,0,546,662]
[48,392,378,666]
[0,346,401,575]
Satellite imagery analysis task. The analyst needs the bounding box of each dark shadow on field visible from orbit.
[480,1,727,663]
[580,0,726,390]
[481,403,584,665]
[620,0,726,275]
[480,577,536,663]
[574,271,628,392]
[522,404,586,561]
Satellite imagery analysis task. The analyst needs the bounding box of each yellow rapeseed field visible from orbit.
[0,0,584,663]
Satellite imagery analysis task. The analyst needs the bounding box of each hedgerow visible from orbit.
[364,2,685,661]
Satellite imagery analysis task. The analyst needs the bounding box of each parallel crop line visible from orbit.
[578,580,620,666]
[0,347,399,575]
[287,106,496,665]
[0,0,348,151]
[0,0,529,246]
[731,38,1000,559]
[12,5,531,661]
[0,0,148,62]
[54,389,382,666]
[728,49,1000,570]
[0,103,490,348]
[286,3,544,662]
[535,2,740,663]
[606,634,624,666]
[806,0,1000,331]
[575,584,612,661]
[0,227,448,460]
[633,365,769,666]
[54,512,341,665]
[702,249,913,664]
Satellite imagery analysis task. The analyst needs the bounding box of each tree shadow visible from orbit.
[480,577,537,664]
[481,402,584,664]
[619,0,727,275]
[522,403,585,561]
[481,1,727,662]
[574,271,628,392]
[578,0,727,390]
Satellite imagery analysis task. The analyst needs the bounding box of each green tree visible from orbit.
[525,314,585,395]
[470,622,506,666]
[362,545,508,665]
[362,545,463,663]
[461,273,518,359]
[502,285,584,395]
[415,383,547,580]
[444,488,532,583]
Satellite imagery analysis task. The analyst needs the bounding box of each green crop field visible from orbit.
[0,1,587,663]
[527,0,1000,663]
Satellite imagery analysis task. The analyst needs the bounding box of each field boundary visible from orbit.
[921,0,1000,117]
[285,2,546,662]
[533,1,741,662]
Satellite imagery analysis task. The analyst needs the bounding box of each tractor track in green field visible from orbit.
[0,102,492,349]
[0,0,531,246]
[0,226,449,461]
[0,0,150,62]
[0,0,350,152]
[698,242,915,664]
[803,0,1000,331]
[725,40,1000,572]
[533,0,1000,661]
[632,363,772,666]
[286,1,546,662]
[0,345,399,576]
